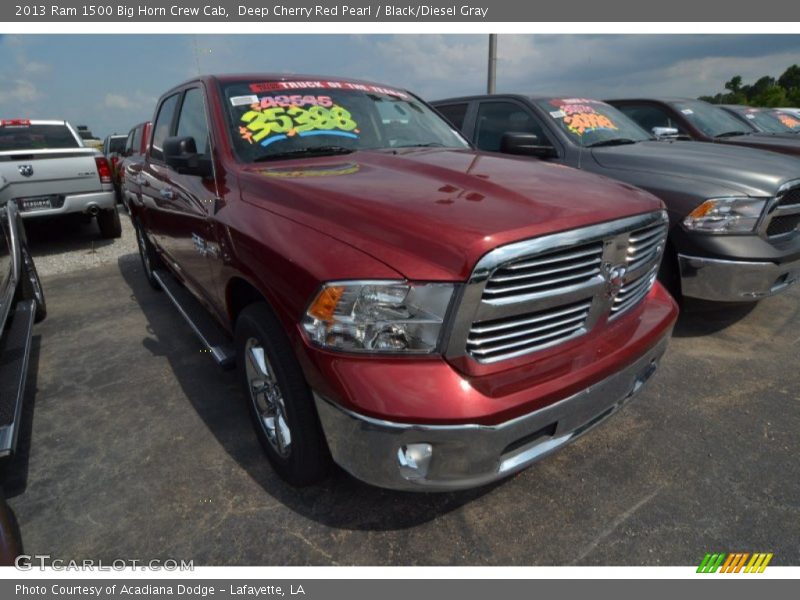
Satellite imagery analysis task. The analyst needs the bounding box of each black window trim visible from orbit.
[149,92,183,166]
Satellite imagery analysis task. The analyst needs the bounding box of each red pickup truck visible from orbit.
[130,74,678,491]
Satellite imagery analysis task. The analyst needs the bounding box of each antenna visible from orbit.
[193,36,201,75]
[487,34,497,94]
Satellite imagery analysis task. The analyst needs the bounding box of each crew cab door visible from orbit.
[141,87,221,306]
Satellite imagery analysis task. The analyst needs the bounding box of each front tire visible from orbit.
[97,207,122,239]
[234,303,331,486]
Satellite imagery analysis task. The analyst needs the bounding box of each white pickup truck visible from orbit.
[0,119,121,238]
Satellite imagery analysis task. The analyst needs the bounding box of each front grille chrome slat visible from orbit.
[482,265,602,297]
[468,322,586,358]
[470,301,591,335]
[458,212,668,363]
[469,312,589,347]
[502,246,603,271]
[489,256,602,283]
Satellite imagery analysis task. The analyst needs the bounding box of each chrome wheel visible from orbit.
[245,337,292,457]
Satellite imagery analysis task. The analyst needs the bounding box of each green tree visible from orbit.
[778,65,800,91]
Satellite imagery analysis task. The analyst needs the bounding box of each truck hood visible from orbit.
[237,148,662,281]
[718,132,800,156]
[591,140,800,197]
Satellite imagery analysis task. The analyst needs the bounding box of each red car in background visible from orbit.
[118,121,151,212]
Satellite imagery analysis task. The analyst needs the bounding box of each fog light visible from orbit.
[397,444,433,480]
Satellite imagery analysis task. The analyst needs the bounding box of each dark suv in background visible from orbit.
[433,94,800,303]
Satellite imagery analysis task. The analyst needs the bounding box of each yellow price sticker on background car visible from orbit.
[548,101,620,136]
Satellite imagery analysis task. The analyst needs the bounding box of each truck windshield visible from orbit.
[107,137,127,153]
[771,110,800,132]
[535,98,652,147]
[670,100,753,138]
[222,80,469,161]
[0,123,80,151]
[733,108,795,133]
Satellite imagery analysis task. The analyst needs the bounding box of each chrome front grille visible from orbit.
[466,300,592,361]
[764,181,800,239]
[483,243,604,300]
[610,220,669,320]
[611,265,658,316]
[446,211,669,364]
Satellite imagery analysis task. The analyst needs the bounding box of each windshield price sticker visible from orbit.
[745,113,756,119]
[548,100,619,136]
[681,108,694,115]
[777,113,800,129]
[239,98,360,147]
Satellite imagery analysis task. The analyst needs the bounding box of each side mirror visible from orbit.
[164,136,212,177]
[500,132,557,159]
[652,126,679,139]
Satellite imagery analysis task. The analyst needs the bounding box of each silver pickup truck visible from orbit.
[0,119,121,238]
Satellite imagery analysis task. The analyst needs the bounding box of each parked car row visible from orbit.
[432,95,800,303]
[3,74,799,494]
[115,74,800,492]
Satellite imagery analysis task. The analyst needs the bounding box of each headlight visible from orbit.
[683,197,767,233]
[301,281,454,353]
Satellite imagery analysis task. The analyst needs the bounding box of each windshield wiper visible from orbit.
[253,146,354,162]
[714,131,750,138]
[392,142,448,148]
[586,138,638,148]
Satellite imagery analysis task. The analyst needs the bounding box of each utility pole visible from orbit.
[487,34,497,94]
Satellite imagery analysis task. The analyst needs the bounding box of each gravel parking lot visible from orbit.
[3,210,799,565]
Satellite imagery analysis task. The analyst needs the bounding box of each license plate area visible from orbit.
[18,195,59,211]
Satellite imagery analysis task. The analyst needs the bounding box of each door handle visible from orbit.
[159,188,175,200]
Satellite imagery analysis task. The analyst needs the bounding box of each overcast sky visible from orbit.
[1,34,799,139]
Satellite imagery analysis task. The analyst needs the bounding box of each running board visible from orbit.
[152,269,235,369]
[0,300,36,457]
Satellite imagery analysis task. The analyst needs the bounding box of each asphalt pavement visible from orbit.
[4,212,799,565]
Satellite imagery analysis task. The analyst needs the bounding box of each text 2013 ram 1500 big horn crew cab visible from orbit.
[130,74,678,491]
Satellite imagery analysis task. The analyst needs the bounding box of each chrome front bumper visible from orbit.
[314,332,671,492]
[678,254,800,302]
[18,190,115,219]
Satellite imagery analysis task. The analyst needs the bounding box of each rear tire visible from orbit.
[97,207,122,239]
[134,221,162,290]
[235,303,331,486]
